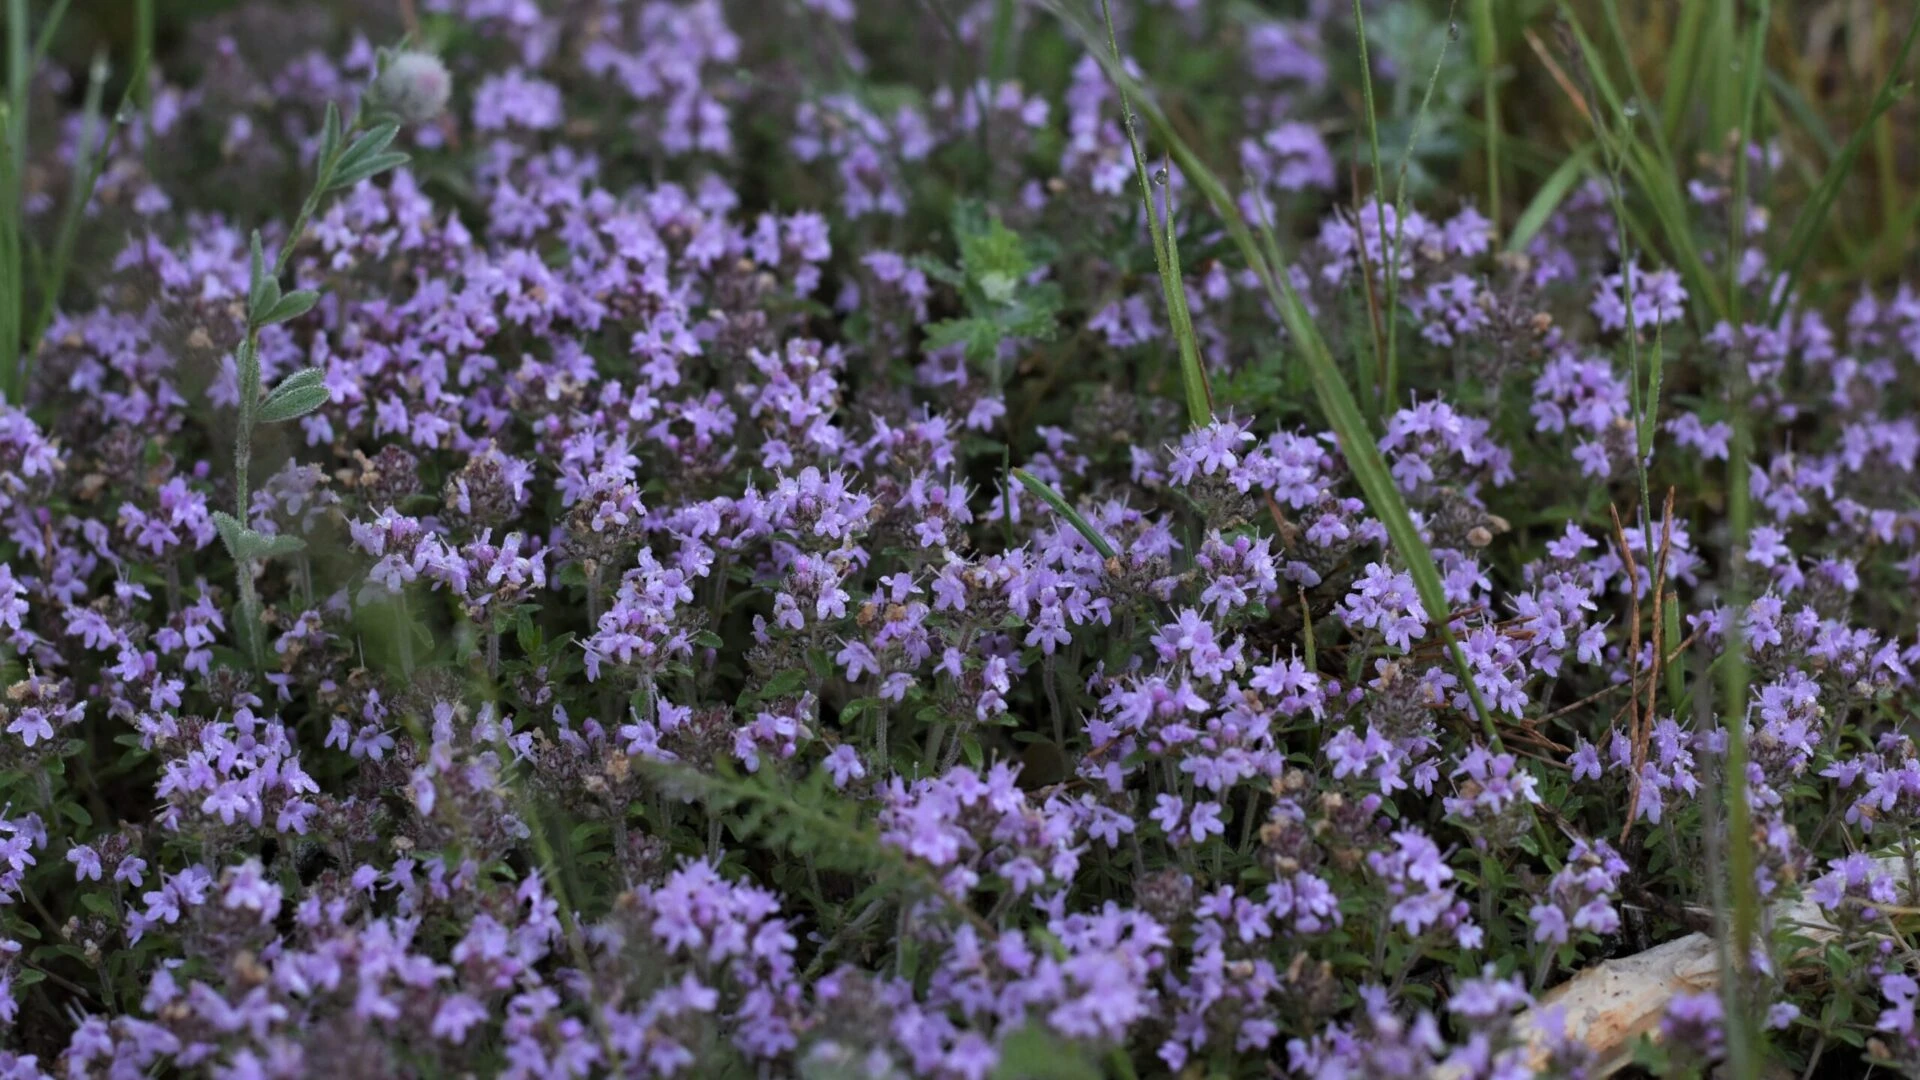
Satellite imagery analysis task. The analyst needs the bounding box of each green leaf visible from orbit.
[753,668,808,703]
[211,510,248,560]
[327,124,408,190]
[317,102,343,178]
[246,229,280,323]
[991,1025,1102,1080]
[953,202,1032,282]
[515,608,544,656]
[212,510,307,562]
[331,121,398,173]
[256,367,331,423]
[925,316,1001,364]
[909,255,966,288]
[330,150,410,190]
[261,288,320,326]
[256,533,306,559]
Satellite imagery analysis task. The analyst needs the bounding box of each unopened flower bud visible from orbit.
[372,51,452,125]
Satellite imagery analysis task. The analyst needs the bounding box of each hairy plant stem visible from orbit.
[231,333,264,667]
[227,109,373,670]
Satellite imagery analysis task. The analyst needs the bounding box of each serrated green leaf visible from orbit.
[258,532,307,558]
[909,255,966,288]
[925,316,1000,363]
[212,510,307,561]
[211,510,249,560]
[991,1025,1102,1080]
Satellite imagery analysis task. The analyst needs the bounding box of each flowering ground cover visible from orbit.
[0,0,1917,1076]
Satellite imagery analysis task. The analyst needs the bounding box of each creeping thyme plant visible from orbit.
[0,0,1918,1077]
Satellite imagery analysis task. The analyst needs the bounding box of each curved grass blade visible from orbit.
[1470,0,1501,238]
[1552,3,1726,325]
[1047,0,1500,742]
[1714,8,1772,1079]
[1382,0,1464,411]
[1506,143,1593,254]
[1012,467,1116,560]
[1097,0,1211,430]
[1349,0,1393,413]
[28,47,113,350]
[1765,5,1920,322]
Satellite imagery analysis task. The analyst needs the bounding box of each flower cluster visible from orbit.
[0,0,1915,1077]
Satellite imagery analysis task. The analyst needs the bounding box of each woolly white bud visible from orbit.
[371,51,451,125]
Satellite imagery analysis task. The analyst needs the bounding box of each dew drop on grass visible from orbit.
[1152,168,1168,186]
[1448,20,1460,41]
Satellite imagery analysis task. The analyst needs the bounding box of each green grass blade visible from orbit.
[5,0,24,204]
[1012,467,1116,560]
[1383,0,1463,411]
[1097,0,1212,430]
[28,0,70,71]
[1717,8,1770,1079]
[1159,170,1211,428]
[1660,0,1708,148]
[1640,324,1664,462]
[1470,0,1501,238]
[1765,69,1838,161]
[2,0,28,403]
[1044,0,1500,743]
[1349,0,1392,415]
[1595,0,1679,180]
[1662,594,1684,714]
[28,48,109,352]
[1505,142,1592,253]
[1765,6,1920,322]
[1556,4,1727,323]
